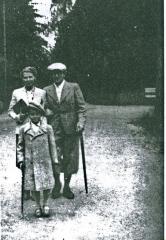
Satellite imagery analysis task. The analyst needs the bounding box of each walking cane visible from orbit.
[13,99,27,217]
[21,123,25,217]
[19,102,25,217]
[79,132,88,194]
[21,165,25,217]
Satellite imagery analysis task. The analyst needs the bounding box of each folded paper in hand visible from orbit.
[13,99,28,114]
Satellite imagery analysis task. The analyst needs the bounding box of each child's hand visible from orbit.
[54,158,59,164]
[18,162,25,171]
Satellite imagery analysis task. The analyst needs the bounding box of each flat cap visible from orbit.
[47,63,66,71]
[28,102,45,115]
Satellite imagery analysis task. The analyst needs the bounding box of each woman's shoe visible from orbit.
[43,206,50,217]
[35,208,42,218]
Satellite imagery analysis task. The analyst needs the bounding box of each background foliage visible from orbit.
[50,0,163,104]
[0,0,163,106]
[0,0,50,106]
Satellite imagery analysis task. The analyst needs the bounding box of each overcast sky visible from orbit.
[31,0,55,48]
[31,0,52,23]
[31,0,76,49]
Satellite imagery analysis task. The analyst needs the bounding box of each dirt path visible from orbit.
[0,106,163,240]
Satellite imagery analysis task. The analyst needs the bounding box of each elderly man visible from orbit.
[44,63,86,199]
[8,66,47,200]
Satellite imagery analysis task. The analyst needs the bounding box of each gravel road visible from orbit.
[0,105,163,240]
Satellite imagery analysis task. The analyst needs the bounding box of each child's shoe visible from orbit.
[43,206,50,217]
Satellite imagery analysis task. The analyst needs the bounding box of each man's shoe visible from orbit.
[24,190,31,200]
[63,185,74,199]
[51,182,62,199]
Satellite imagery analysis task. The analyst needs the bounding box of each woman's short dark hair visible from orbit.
[20,66,37,78]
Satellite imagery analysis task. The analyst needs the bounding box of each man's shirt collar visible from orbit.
[54,80,65,89]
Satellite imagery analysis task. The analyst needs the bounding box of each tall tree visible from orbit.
[0,0,50,107]
[50,0,163,104]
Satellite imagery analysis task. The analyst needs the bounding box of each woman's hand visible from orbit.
[15,113,27,123]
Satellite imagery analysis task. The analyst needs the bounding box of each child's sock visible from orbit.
[32,190,41,208]
[43,189,51,206]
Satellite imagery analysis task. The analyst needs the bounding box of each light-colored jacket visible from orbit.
[17,122,57,191]
[8,87,47,134]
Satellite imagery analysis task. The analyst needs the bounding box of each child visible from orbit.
[17,102,59,217]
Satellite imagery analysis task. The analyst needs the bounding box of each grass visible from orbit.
[129,108,163,152]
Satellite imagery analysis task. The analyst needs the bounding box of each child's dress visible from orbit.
[17,121,57,191]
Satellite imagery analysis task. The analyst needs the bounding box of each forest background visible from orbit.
[0,0,163,108]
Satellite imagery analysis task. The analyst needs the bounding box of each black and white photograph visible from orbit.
[0,0,164,239]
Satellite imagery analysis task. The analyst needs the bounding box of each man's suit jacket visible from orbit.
[8,87,47,133]
[44,81,86,135]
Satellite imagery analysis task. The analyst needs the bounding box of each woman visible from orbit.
[8,66,47,200]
